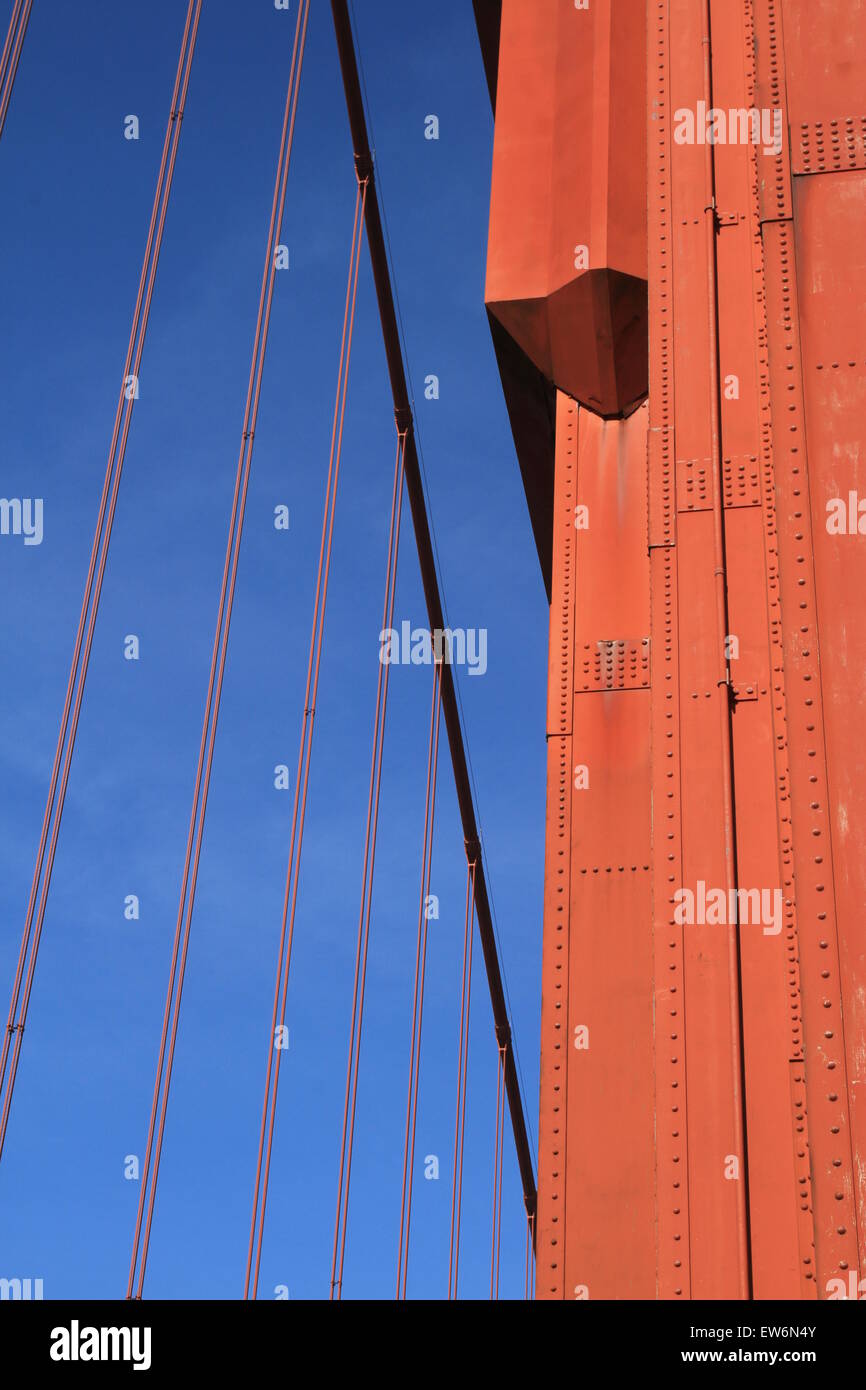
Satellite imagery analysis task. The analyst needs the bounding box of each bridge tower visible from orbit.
[477,0,866,1300]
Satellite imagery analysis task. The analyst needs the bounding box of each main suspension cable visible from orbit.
[331,0,537,1228]
[329,428,407,1300]
[244,173,368,1300]
[126,0,310,1300]
[396,658,443,1300]
[0,0,202,1171]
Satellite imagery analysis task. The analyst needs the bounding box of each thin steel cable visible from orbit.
[448,858,475,1299]
[0,0,201,1168]
[495,1047,505,1298]
[244,175,368,1300]
[396,659,443,1300]
[490,1044,505,1300]
[0,2,23,102]
[126,0,310,1300]
[528,1212,536,1295]
[396,669,440,1298]
[0,0,32,140]
[330,431,406,1300]
[525,1211,536,1300]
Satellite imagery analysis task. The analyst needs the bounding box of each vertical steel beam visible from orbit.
[538,397,656,1299]
[756,0,866,1293]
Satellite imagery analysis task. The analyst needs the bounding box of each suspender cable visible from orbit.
[0,0,32,142]
[396,659,443,1301]
[330,0,537,1232]
[244,173,368,1301]
[495,1050,505,1296]
[0,1,23,90]
[447,858,475,1300]
[126,0,310,1300]
[490,1044,505,1300]
[0,0,201,1171]
[524,1211,535,1300]
[329,429,406,1300]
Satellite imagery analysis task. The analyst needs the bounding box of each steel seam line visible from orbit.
[699,0,752,1299]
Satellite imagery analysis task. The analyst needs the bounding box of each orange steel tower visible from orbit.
[477,0,866,1299]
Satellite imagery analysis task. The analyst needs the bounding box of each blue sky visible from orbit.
[0,0,547,1300]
